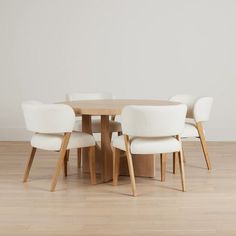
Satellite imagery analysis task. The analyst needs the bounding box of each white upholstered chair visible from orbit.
[112,104,187,196]
[66,92,122,167]
[170,95,213,172]
[22,101,96,192]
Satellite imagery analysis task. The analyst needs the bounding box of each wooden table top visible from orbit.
[64,99,180,116]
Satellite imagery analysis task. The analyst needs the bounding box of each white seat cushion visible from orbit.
[181,122,200,138]
[31,132,95,151]
[112,135,181,154]
[73,118,121,133]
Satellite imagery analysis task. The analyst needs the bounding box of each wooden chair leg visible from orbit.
[160,153,167,182]
[50,133,70,192]
[196,122,212,170]
[124,135,137,197]
[64,150,70,177]
[112,148,120,186]
[173,152,178,174]
[23,147,37,182]
[126,150,136,196]
[89,146,96,185]
[182,147,186,163]
[77,148,82,168]
[178,150,186,192]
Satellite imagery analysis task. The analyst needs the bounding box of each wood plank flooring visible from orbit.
[0,141,236,236]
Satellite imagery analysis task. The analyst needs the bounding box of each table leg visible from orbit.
[101,115,113,182]
[82,115,92,133]
[82,115,92,173]
[119,154,156,177]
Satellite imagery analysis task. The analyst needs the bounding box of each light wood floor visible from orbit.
[1,141,236,236]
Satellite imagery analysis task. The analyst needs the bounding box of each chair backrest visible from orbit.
[194,97,213,122]
[66,92,113,101]
[170,94,213,122]
[121,105,187,137]
[22,101,75,133]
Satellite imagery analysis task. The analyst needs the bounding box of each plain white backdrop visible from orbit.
[0,0,236,140]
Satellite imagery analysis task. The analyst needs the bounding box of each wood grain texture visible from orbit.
[173,152,178,174]
[77,148,81,168]
[101,115,113,182]
[176,135,186,192]
[124,135,137,196]
[22,147,37,182]
[112,147,120,186]
[2,141,236,235]
[63,99,180,116]
[160,153,167,182]
[88,146,96,185]
[197,122,212,170]
[81,114,92,172]
[50,133,71,192]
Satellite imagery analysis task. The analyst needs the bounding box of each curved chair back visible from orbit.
[121,105,187,137]
[170,94,213,122]
[170,94,197,118]
[22,101,75,133]
[194,97,213,122]
[66,92,113,101]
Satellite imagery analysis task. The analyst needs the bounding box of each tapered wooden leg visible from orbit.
[113,148,120,186]
[23,147,37,182]
[126,151,136,196]
[173,152,178,174]
[160,153,167,182]
[77,148,82,168]
[50,133,71,192]
[178,150,186,192]
[196,122,212,170]
[89,146,96,185]
[124,135,137,197]
[64,150,70,177]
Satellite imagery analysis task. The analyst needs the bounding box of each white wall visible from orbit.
[0,0,236,141]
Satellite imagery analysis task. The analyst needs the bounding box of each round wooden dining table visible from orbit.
[64,99,180,182]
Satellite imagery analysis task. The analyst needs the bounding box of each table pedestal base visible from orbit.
[119,152,156,178]
[82,144,156,180]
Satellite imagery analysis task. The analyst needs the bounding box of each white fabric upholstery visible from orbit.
[31,132,95,151]
[170,95,197,119]
[181,122,199,138]
[22,100,95,151]
[73,118,121,133]
[22,101,75,133]
[112,135,181,154]
[112,105,186,155]
[121,105,187,137]
[194,97,213,122]
[170,94,213,122]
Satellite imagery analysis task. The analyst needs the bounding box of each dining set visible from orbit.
[22,93,213,196]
